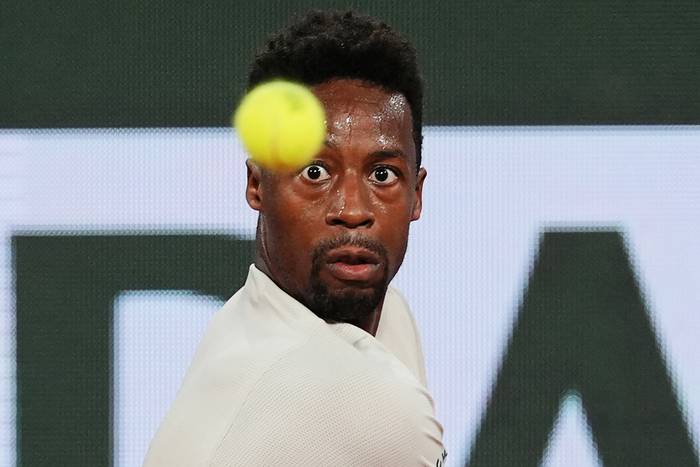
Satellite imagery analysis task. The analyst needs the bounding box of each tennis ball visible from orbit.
[233,80,326,170]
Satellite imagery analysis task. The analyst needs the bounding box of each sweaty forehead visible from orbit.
[311,79,415,153]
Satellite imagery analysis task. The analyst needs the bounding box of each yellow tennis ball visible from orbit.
[233,80,326,170]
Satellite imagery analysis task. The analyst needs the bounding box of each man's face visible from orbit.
[246,78,426,323]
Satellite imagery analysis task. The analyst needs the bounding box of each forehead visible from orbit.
[312,79,409,115]
[311,79,415,159]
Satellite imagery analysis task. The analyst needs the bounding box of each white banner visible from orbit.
[1,127,698,466]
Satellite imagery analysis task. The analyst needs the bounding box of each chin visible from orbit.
[304,279,387,324]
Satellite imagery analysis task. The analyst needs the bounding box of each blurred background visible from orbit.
[2,1,699,466]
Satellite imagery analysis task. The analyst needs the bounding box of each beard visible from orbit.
[302,233,390,325]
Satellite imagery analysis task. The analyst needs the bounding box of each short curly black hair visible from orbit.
[248,9,424,169]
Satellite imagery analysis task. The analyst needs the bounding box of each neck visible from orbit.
[254,251,273,280]
[352,306,382,336]
[254,225,384,336]
[255,255,385,337]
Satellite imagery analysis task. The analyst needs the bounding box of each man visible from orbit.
[145,9,446,466]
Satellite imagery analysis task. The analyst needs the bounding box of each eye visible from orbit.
[301,164,331,182]
[369,166,399,185]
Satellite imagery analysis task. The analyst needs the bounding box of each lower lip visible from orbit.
[325,262,381,282]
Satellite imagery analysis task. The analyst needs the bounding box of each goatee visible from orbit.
[303,233,389,325]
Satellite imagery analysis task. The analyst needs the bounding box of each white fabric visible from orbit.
[144,264,445,466]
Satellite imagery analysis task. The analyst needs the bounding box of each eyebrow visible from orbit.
[322,140,407,161]
[368,149,407,161]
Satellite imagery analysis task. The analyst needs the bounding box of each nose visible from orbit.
[325,173,375,229]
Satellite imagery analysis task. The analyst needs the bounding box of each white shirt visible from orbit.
[145,265,445,466]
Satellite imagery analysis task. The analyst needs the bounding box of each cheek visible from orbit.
[381,221,411,279]
[371,185,416,221]
[262,186,327,273]
[266,202,313,252]
[371,190,414,265]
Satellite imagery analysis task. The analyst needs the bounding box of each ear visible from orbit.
[245,159,264,211]
[411,167,427,221]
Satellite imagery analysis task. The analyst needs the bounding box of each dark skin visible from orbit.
[245,78,426,336]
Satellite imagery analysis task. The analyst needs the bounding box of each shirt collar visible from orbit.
[244,264,381,344]
[244,264,325,329]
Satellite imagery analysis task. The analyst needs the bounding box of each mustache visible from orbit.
[310,233,388,266]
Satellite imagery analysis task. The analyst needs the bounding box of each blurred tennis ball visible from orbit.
[233,80,326,170]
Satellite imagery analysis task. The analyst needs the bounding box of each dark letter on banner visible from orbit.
[468,231,698,467]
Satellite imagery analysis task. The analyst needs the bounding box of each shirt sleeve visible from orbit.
[376,287,430,388]
[207,336,445,467]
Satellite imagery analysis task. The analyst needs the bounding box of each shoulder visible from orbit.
[376,286,429,386]
[145,286,324,466]
[385,286,424,340]
[209,332,444,466]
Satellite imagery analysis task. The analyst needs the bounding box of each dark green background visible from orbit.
[3,0,699,127]
[14,235,254,466]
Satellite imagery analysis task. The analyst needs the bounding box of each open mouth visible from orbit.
[326,247,380,265]
[324,246,383,282]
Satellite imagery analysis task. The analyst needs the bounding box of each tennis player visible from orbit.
[145,9,447,466]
